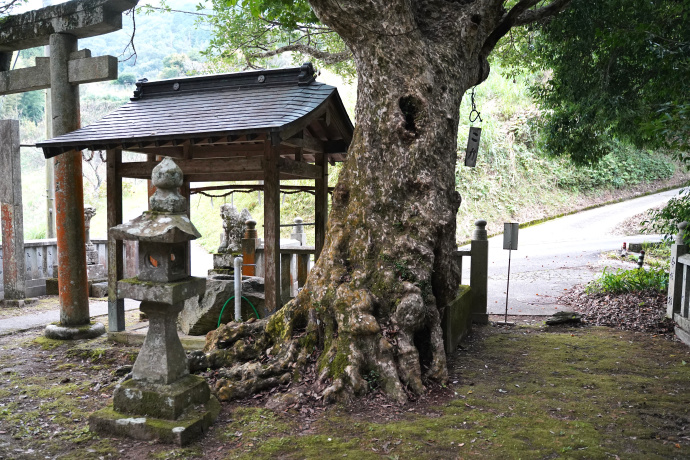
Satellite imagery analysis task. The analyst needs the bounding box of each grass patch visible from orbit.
[586,267,668,294]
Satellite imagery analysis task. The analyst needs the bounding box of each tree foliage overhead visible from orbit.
[498,0,690,164]
[203,0,353,76]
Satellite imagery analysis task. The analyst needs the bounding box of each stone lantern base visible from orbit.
[89,375,220,446]
[89,276,218,446]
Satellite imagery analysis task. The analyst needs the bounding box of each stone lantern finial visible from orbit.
[149,157,186,213]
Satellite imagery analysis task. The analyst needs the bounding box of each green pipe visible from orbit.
[217,296,260,328]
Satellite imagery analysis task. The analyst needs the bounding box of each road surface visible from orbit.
[461,188,684,315]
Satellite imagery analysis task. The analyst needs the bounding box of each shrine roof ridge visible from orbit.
[131,63,318,101]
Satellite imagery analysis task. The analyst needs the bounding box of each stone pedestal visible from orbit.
[89,278,215,445]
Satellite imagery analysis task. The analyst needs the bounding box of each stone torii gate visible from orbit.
[0,0,137,339]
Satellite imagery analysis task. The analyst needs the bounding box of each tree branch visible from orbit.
[249,43,352,65]
[0,0,24,16]
[514,0,572,26]
[481,0,571,57]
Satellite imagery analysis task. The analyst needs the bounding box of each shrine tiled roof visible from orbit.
[38,63,353,158]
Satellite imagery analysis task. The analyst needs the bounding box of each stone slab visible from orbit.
[178,276,266,335]
[90,282,108,298]
[0,0,139,52]
[0,55,118,96]
[87,263,106,280]
[108,326,206,351]
[213,253,236,269]
[0,298,37,308]
[113,374,211,420]
[89,395,220,446]
[117,276,205,304]
[0,120,25,300]
[441,285,473,354]
[45,278,59,296]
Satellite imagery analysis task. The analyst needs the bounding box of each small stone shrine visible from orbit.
[89,158,218,445]
[212,204,252,276]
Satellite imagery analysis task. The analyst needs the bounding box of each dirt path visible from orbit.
[1,323,689,459]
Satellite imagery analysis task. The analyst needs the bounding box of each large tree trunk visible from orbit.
[204,0,567,404]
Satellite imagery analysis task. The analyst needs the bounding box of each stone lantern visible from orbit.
[89,157,218,446]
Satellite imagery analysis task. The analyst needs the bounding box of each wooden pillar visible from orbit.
[314,152,328,261]
[181,148,192,275]
[297,253,309,289]
[264,141,281,312]
[281,252,292,301]
[106,149,124,331]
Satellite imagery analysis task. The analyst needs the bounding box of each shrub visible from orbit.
[643,188,690,244]
[585,267,668,294]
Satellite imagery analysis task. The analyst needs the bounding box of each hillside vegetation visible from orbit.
[0,2,682,250]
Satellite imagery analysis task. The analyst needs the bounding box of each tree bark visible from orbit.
[204,0,569,404]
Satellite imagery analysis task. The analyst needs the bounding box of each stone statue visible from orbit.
[218,204,252,253]
[83,206,98,264]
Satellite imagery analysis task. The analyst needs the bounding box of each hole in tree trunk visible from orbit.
[413,326,433,373]
[399,95,422,134]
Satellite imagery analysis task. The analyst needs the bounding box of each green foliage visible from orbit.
[496,0,690,163]
[586,267,668,294]
[202,0,354,77]
[116,73,137,86]
[553,141,674,190]
[223,0,317,28]
[643,188,690,244]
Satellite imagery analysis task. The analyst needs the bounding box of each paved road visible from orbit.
[0,299,140,336]
[463,188,684,316]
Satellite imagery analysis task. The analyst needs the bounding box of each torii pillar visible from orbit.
[0,0,137,339]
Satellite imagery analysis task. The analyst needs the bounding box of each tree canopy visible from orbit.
[497,0,690,164]
[203,0,353,76]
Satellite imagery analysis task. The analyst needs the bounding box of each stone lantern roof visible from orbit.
[110,212,200,243]
[110,157,200,243]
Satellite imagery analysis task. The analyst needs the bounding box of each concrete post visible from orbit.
[49,32,93,330]
[668,222,688,319]
[470,219,489,324]
[0,119,26,303]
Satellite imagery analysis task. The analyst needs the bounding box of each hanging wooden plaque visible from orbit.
[465,127,481,167]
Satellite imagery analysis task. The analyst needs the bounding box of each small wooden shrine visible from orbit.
[38,63,354,332]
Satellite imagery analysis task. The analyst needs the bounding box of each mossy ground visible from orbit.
[0,323,689,459]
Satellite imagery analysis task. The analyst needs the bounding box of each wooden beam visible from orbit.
[191,146,296,159]
[264,141,281,312]
[281,135,325,153]
[106,148,124,332]
[276,157,321,179]
[315,152,328,261]
[118,157,264,178]
[190,184,325,194]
